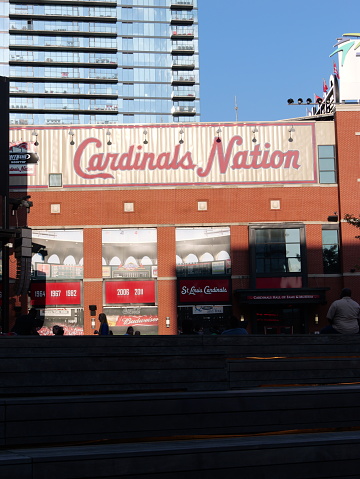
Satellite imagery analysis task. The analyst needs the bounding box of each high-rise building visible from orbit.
[6,0,200,126]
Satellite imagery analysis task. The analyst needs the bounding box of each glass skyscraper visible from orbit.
[7,0,200,126]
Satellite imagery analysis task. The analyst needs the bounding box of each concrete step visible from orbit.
[2,384,360,447]
[2,430,360,479]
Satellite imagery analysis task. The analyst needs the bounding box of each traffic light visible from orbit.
[14,227,32,296]
[14,227,32,259]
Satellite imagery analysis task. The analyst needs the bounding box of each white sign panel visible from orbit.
[193,305,224,315]
[330,34,360,102]
[9,122,333,188]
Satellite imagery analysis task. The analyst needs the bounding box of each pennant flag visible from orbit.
[323,79,328,92]
[314,94,322,104]
[333,62,340,79]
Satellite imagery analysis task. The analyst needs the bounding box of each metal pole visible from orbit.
[0,77,10,332]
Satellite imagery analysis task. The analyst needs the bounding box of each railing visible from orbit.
[171,1,194,6]
[172,60,195,68]
[172,44,194,51]
[172,75,195,82]
[172,90,195,98]
[10,119,30,125]
[172,106,196,114]
[171,14,194,21]
[171,29,194,36]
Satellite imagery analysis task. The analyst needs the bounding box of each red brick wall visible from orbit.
[21,110,360,334]
[334,109,360,302]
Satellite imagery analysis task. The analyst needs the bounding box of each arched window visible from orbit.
[199,252,214,262]
[216,250,230,260]
[184,254,198,264]
[141,256,153,265]
[125,256,138,266]
[48,254,60,264]
[176,255,183,264]
[64,255,76,265]
[31,253,44,265]
[109,257,121,265]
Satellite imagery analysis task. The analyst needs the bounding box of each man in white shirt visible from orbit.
[321,288,360,334]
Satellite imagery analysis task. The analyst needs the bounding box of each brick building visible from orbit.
[4,99,359,335]
[4,32,360,335]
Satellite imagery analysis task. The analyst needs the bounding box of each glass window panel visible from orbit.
[270,244,286,257]
[319,171,336,184]
[322,227,340,274]
[256,259,264,273]
[322,245,339,273]
[285,243,301,258]
[255,229,268,243]
[287,257,301,272]
[264,258,271,273]
[270,258,286,272]
[319,145,336,184]
[322,230,338,244]
[269,229,285,243]
[285,229,300,243]
[319,158,335,170]
[254,227,302,274]
[318,145,335,158]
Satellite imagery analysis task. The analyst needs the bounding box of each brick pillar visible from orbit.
[83,228,103,335]
[230,225,249,317]
[157,226,177,335]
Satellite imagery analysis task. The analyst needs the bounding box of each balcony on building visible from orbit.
[171,43,194,55]
[171,74,196,85]
[12,89,119,99]
[10,57,118,69]
[10,119,30,125]
[171,106,196,116]
[10,72,118,84]
[171,90,195,101]
[9,6,117,23]
[10,37,117,52]
[9,105,118,114]
[170,0,194,10]
[171,59,195,70]
[9,25,117,38]
[171,13,194,24]
[171,29,194,40]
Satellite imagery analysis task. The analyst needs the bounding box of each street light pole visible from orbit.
[0,77,10,333]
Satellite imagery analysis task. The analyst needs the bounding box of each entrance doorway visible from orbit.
[177,306,231,335]
[252,307,304,334]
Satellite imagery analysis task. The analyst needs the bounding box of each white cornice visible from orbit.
[335,103,360,112]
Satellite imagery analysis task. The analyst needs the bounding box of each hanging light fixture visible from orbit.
[32,130,39,146]
[143,129,148,144]
[106,129,112,146]
[216,127,221,143]
[252,126,258,143]
[288,126,295,142]
[68,129,75,145]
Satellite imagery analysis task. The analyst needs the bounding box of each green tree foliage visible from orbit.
[344,214,360,270]
[344,213,360,240]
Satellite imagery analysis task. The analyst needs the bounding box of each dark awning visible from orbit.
[234,287,329,305]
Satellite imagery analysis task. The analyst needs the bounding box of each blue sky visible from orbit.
[198,0,359,122]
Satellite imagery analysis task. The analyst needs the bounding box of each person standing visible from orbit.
[52,325,64,335]
[124,326,134,336]
[221,316,249,335]
[11,308,43,335]
[98,313,110,335]
[321,288,360,334]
